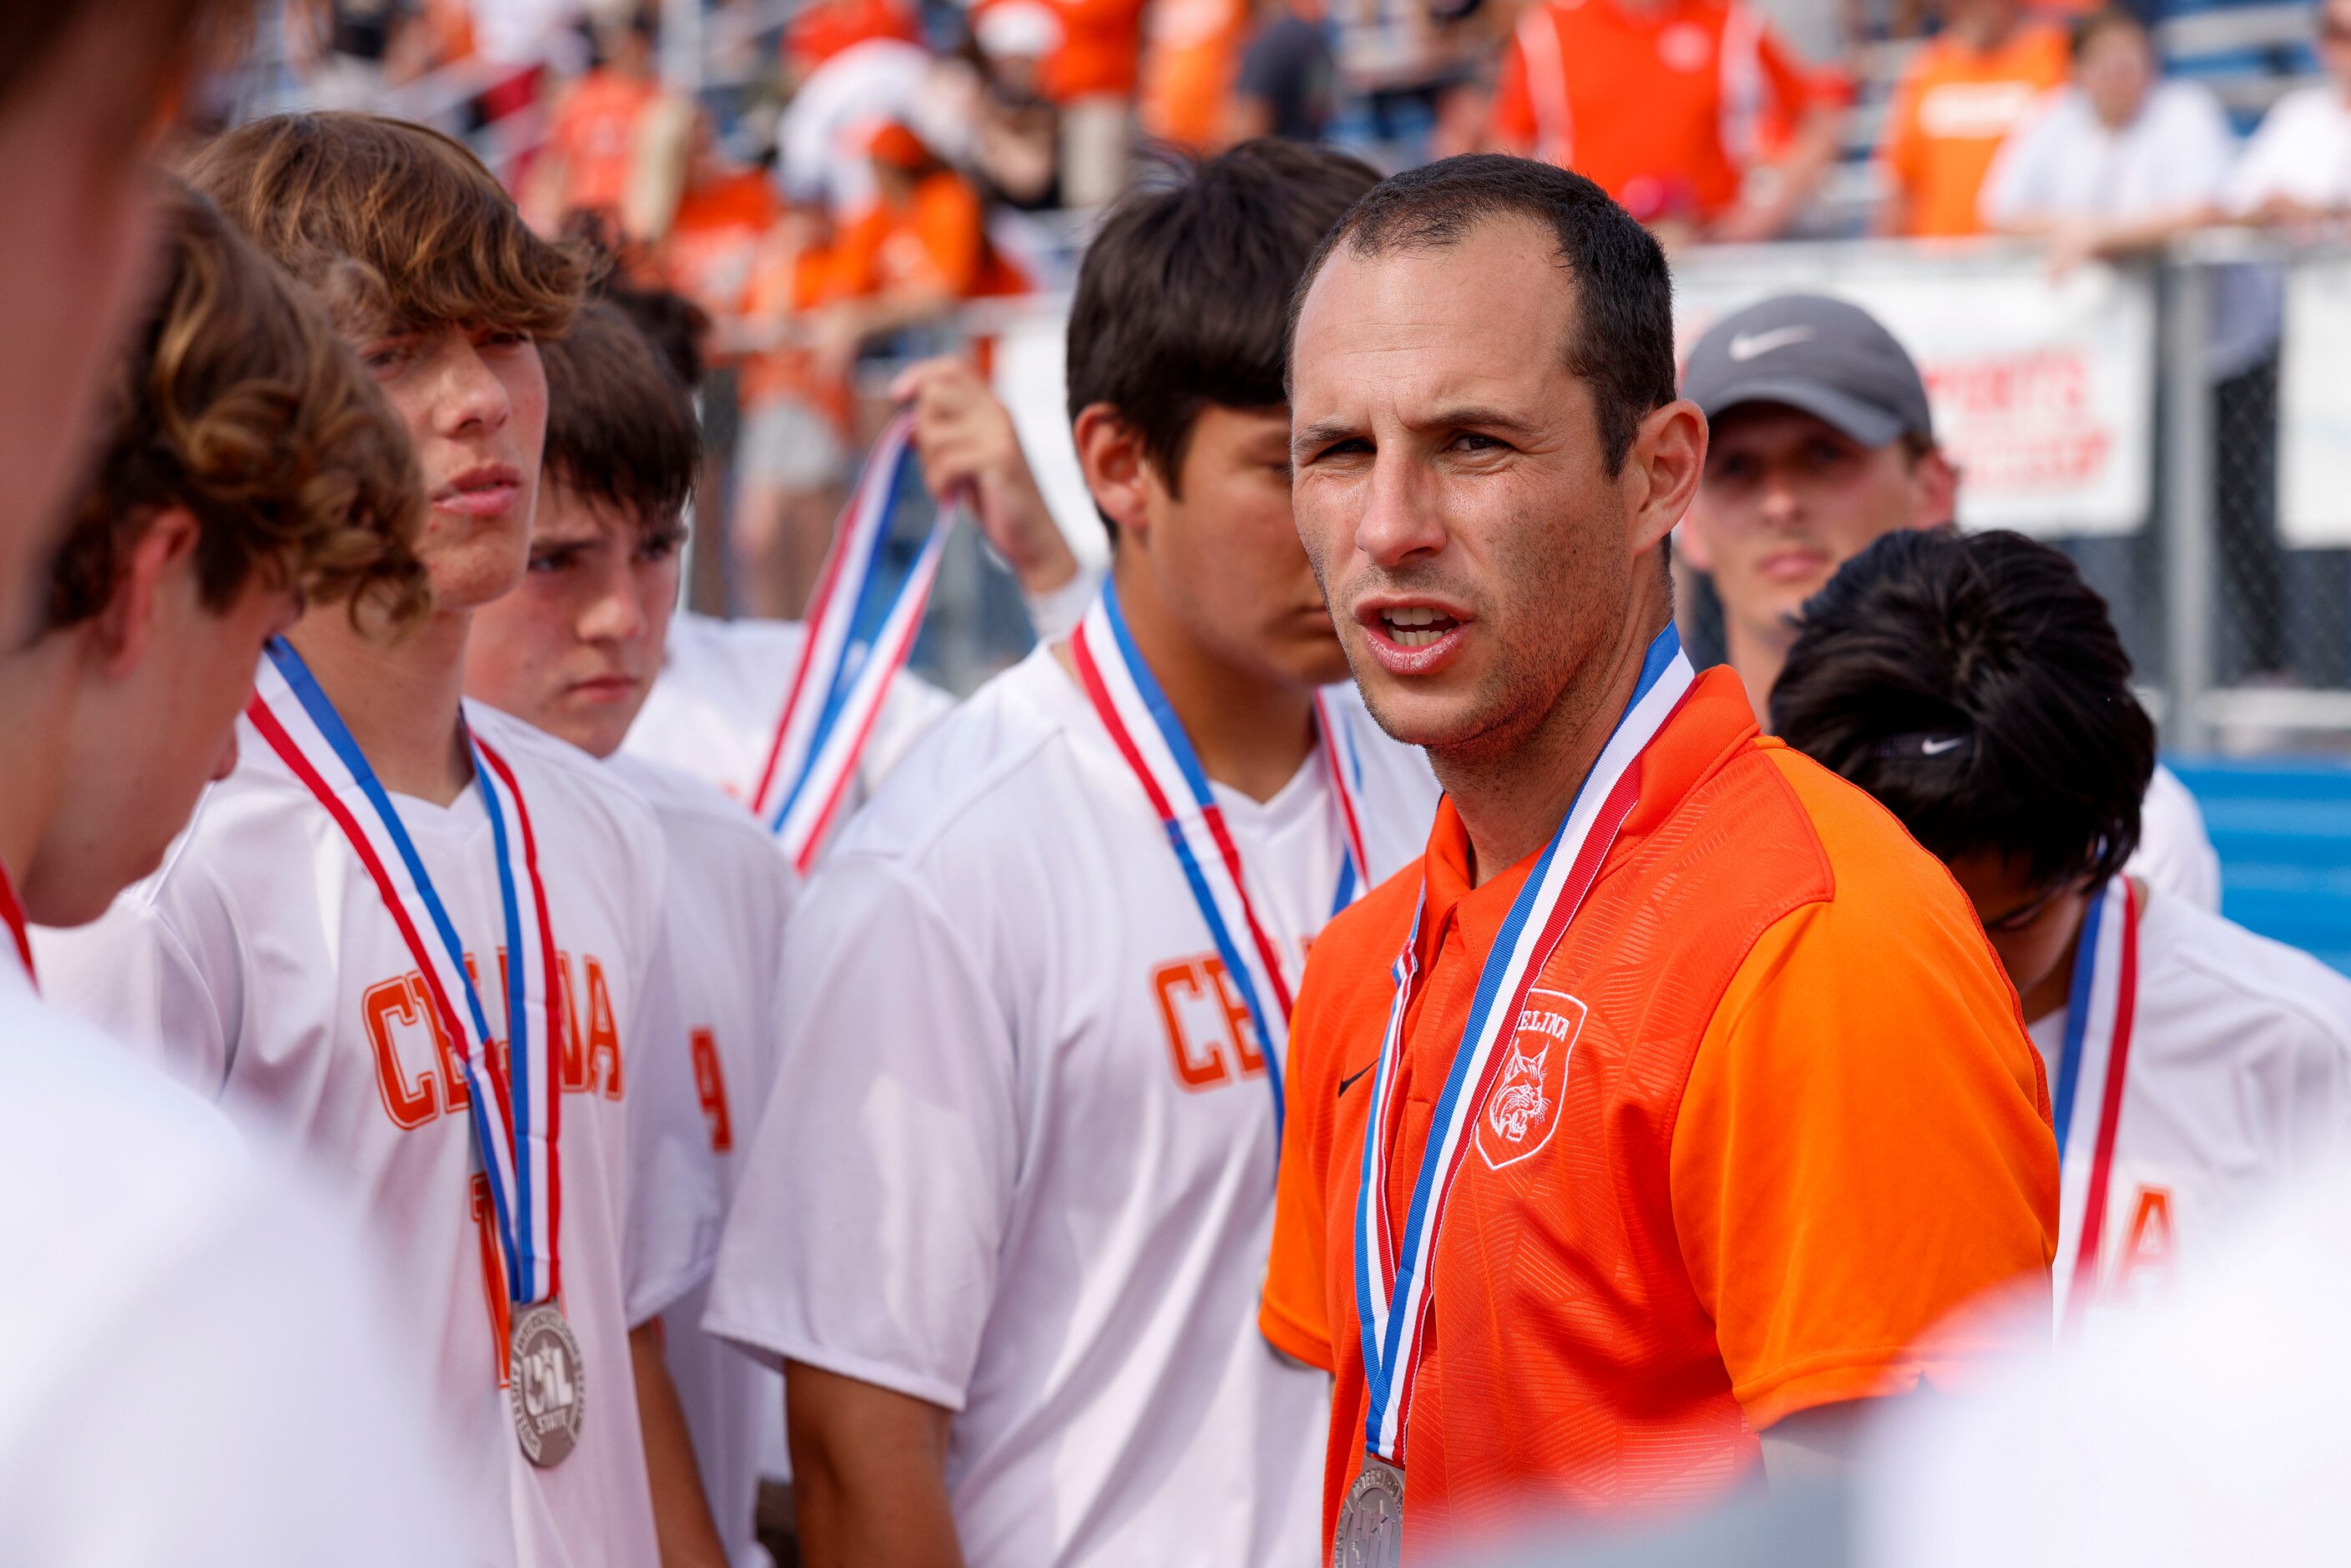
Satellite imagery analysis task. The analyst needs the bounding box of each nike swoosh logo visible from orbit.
[1338,1062,1375,1099]
[1921,736,1964,755]
[1727,325,1813,362]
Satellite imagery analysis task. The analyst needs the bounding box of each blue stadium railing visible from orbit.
[2171,756,2351,974]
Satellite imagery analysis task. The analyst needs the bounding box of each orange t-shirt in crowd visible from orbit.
[1041,0,1149,100]
[827,173,1030,301]
[1261,667,2058,1552]
[663,169,781,324]
[544,68,662,217]
[1490,0,1827,221]
[1140,0,1250,148]
[786,0,921,73]
[1879,22,2069,236]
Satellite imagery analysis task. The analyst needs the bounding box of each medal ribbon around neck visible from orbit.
[2050,874,2140,1325]
[750,412,963,875]
[0,859,32,984]
[245,637,564,1306]
[1355,625,1694,1466]
[1069,580,1373,1146]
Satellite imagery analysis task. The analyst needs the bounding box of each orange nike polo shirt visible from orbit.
[1261,668,2057,1553]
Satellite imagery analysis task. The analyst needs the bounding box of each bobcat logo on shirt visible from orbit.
[1475,988,1583,1171]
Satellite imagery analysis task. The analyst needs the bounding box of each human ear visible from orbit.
[1627,399,1708,559]
[92,506,201,680]
[1071,403,1153,543]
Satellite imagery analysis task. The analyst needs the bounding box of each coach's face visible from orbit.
[1290,216,1701,761]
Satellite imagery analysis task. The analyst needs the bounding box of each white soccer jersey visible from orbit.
[2030,883,2351,1322]
[704,644,1442,1568]
[0,960,468,1567]
[607,752,798,1568]
[2129,762,2222,913]
[33,701,721,1568]
[624,609,955,812]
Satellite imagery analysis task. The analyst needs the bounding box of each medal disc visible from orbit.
[1332,1455,1405,1568]
[509,1303,587,1468]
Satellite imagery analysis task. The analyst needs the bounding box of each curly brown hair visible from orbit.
[50,181,430,632]
[179,111,587,342]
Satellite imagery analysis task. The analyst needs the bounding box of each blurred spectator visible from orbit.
[1489,0,1843,242]
[776,11,967,215]
[1226,0,1338,143]
[1980,6,2233,271]
[1324,0,1486,169]
[2229,0,2351,222]
[1140,0,1251,149]
[812,122,1029,380]
[999,0,1147,205]
[732,210,852,621]
[1877,0,2068,236]
[971,6,1065,205]
[525,8,690,239]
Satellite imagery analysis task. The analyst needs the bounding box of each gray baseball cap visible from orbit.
[1681,294,1934,449]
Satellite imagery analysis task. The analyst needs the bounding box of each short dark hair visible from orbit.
[1771,528,2155,893]
[1065,139,1379,534]
[1290,154,1679,477]
[538,299,699,533]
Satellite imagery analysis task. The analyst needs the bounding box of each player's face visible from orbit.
[33,533,302,926]
[463,483,683,759]
[1945,850,2096,1017]
[0,11,172,649]
[1290,218,1680,759]
[1142,402,1350,690]
[1681,404,1945,650]
[356,321,549,614]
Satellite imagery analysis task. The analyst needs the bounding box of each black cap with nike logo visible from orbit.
[1680,293,1935,450]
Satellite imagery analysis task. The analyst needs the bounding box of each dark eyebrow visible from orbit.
[1292,418,1363,458]
[1425,406,1543,440]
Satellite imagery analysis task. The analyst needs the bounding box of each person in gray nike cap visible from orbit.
[1676,293,1957,722]
[1679,291,2222,913]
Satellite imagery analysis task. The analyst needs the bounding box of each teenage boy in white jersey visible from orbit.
[1677,292,2223,908]
[625,354,1087,821]
[1774,527,2351,1323]
[35,114,726,1566]
[3,175,464,1566]
[703,139,1443,1568]
[466,296,796,1567]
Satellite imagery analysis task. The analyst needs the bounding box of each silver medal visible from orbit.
[509,1302,587,1467]
[1332,1454,1405,1568]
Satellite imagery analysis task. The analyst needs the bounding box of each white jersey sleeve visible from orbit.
[0,981,469,1568]
[622,903,725,1326]
[32,847,235,1097]
[2129,763,2222,913]
[704,852,1017,1410]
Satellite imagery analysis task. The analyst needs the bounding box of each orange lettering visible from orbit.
[421,973,471,1115]
[690,1027,734,1152]
[558,953,588,1092]
[584,956,623,1099]
[364,976,437,1128]
[1153,959,1229,1089]
[2110,1185,2175,1303]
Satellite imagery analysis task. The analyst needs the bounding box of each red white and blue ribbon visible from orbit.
[2050,874,2140,1324]
[1355,625,1694,1465]
[751,411,960,874]
[245,636,564,1306]
[0,861,31,984]
[1069,579,1373,1142]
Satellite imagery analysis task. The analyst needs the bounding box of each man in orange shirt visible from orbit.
[1272,154,2058,1556]
[1877,0,2069,235]
[1489,0,1843,240]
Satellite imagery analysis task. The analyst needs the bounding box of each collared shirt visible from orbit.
[1262,668,2058,1551]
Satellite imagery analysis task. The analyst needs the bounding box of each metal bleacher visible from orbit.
[2172,759,2351,973]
